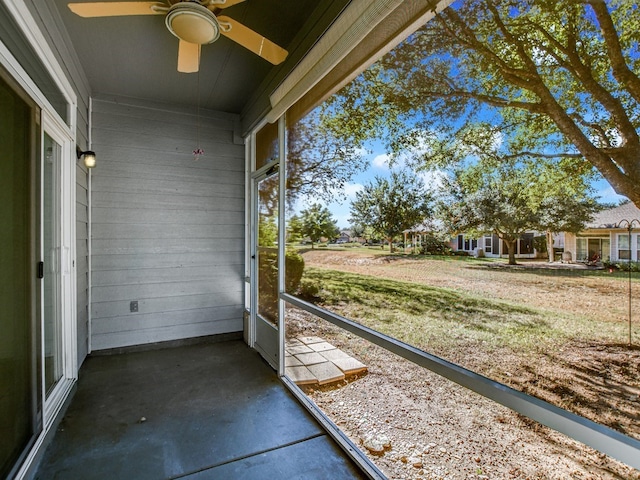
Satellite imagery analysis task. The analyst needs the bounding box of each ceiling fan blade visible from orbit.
[177,40,201,73]
[67,2,166,18]
[206,0,246,10]
[217,16,288,65]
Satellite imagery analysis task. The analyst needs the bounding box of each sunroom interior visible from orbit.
[2,0,640,479]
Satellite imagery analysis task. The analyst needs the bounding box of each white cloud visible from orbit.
[343,182,364,198]
[372,153,391,169]
[354,147,369,157]
[418,169,447,191]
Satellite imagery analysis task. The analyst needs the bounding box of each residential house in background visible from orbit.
[451,233,536,258]
[335,231,353,244]
[564,202,640,263]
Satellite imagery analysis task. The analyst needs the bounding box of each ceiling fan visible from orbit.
[67,0,288,73]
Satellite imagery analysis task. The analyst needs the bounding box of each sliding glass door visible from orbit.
[0,70,75,477]
[0,70,39,480]
[43,132,63,397]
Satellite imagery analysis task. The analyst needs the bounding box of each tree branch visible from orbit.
[485,1,544,84]
[502,151,583,160]
[438,7,536,87]
[569,113,613,148]
[420,89,544,114]
[560,8,640,147]
[586,0,640,105]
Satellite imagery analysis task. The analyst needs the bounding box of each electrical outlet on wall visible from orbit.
[130,301,138,313]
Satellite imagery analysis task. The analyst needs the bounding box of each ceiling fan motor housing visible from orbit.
[165,2,220,45]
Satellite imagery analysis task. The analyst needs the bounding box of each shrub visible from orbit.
[258,249,305,320]
[419,235,452,255]
[285,250,305,293]
[298,278,321,300]
[603,260,640,272]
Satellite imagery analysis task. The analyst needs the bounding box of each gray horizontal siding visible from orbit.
[91,238,242,255]
[92,306,242,335]
[91,97,244,350]
[76,164,89,364]
[91,176,243,198]
[91,318,242,351]
[91,223,244,240]
[92,251,243,270]
[92,279,238,303]
[92,290,242,318]
[92,265,243,287]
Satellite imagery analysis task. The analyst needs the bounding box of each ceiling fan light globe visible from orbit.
[165,3,220,45]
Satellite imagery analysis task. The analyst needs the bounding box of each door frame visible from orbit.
[40,111,77,428]
[250,166,280,369]
[248,116,285,373]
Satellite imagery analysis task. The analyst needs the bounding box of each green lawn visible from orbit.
[299,265,635,354]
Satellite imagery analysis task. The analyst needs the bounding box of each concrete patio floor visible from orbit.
[31,339,367,479]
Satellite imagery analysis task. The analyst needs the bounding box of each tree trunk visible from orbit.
[546,231,555,262]
[505,239,517,265]
[388,237,395,253]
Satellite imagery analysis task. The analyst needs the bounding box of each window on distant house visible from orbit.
[576,237,587,261]
[618,234,631,260]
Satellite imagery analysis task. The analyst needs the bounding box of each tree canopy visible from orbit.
[438,160,598,264]
[328,0,640,206]
[286,107,368,204]
[350,170,432,252]
[293,203,340,249]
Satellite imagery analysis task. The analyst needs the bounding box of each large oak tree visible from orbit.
[438,160,599,264]
[328,0,640,206]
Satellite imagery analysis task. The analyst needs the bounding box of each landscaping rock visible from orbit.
[362,433,391,455]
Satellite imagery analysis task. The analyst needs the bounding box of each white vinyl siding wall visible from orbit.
[90,96,245,350]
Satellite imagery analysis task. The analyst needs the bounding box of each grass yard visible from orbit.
[296,249,640,441]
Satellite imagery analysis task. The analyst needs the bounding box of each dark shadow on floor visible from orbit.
[32,340,367,479]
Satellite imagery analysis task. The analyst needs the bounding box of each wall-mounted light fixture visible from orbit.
[76,146,96,169]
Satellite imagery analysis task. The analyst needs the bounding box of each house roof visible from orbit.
[586,202,640,229]
[403,219,441,234]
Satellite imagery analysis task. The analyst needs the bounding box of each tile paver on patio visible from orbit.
[286,365,318,385]
[287,344,314,355]
[298,336,325,345]
[295,351,328,366]
[307,362,345,385]
[308,341,337,353]
[284,337,368,387]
